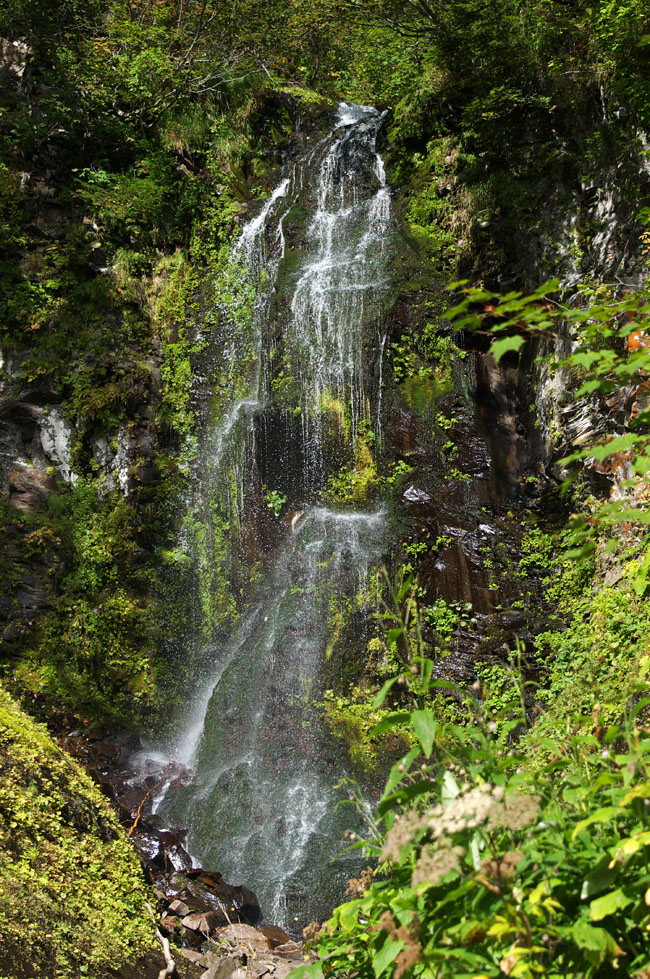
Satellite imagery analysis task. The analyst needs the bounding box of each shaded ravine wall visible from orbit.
[1,87,649,938]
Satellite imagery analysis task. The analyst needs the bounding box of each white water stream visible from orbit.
[151,103,397,928]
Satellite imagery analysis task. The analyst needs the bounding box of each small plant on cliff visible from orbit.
[264,487,288,518]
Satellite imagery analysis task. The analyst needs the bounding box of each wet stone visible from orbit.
[180,949,205,963]
[403,485,432,504]
[181,911,220,934]
[215,923,270,953]
[201,961,245,979]
[169,898,191,917]
[260,925,293,949]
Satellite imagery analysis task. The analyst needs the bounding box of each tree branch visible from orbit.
[146,902,176,979]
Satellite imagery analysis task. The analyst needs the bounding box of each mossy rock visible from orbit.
[0,684,155,978]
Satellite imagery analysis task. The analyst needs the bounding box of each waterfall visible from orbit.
[154,103,398,930]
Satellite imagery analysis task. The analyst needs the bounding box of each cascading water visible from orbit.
[155,103,399,929]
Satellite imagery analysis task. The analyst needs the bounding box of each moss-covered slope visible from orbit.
[0,683,154,978]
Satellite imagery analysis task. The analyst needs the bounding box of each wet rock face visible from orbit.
[63,731,263,927]
[157,869,262,928]
[60,727,312,979]
[383,293,550,677]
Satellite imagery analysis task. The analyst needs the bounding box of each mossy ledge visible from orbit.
[0,682,156,979]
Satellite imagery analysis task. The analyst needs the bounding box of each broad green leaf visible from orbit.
[288,964,324,979]
[372,677,399,709]
[338,900,361,930]
[428,679,458,691]
[570,350,603,368]
[589,888,632,921]
[418,656,434,690]
[571,920,616,959]
[620,783,650,806]
[581,858,618,900]
[572,807,619,840]
[370,711,411,737]
[383,747,420,797]
[410,710,436,758]
[470,831,482,870]
[396,576,413,602]
[585,433,648,463]
[622,832,650,853]
[486,915,515,938]
[372,938,403,977]
[441,770,460,802]
[629,697,650,720]
[564,542,597,560]
[529,881,549,906]
[490,334,525,361]
[378,779,437,815]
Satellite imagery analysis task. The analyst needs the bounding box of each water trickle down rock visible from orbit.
[38,406,78,484]
[278,105,393,495]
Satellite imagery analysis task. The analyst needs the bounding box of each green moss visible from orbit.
[322,686,412,778]
[324,424,379,506]
[0,683,154,978]
[3,481,162,724]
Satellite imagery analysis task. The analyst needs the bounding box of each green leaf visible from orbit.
[629,697,650,721]
[288,964,324,979]
[469,831,482,870]
[383,747,420,797]
[571,920,611,958]
[490,334,525,361]
[370,711,411,737]
[564,541,597,560]
[410,710,436,758]
[373,677,399,708]
[372,938,404,977]
[338,900,361,930]
[572,806,619,840]
[585,433,648,463]
[441,770,460,801]
[620,782,650,806]
[589,888,632,921]
[378,779,437,815]
[581,857,618,900]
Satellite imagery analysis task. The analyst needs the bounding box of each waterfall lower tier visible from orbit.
[158,507,388,928]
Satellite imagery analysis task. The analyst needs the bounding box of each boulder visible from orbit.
[162,869,260,925]
[180,949,205,963]
[215,923,269,953]
[260,925,293,950]
[181,911,219,935]
[201,960,246,979]
[169,898,191,917]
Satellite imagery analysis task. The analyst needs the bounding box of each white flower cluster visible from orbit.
[426,784,505,837]
[381,782,540,871]
[411,840,466,887]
